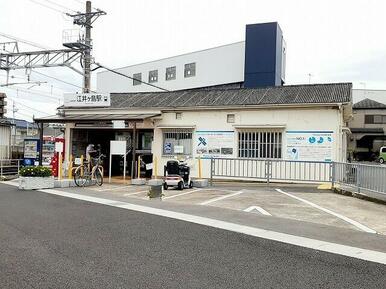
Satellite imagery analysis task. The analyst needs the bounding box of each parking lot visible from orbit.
[69,181,386,235]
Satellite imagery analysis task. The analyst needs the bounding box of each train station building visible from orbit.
[34,22,353,180]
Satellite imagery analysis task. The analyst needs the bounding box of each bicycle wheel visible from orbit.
[74,166,87,187]
[95,167,103,186]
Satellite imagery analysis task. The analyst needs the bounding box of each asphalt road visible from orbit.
[0,183,385,289]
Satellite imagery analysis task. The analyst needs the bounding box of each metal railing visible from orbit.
[333,162,386,195]
[210,158,386,196]
[0,159,22,178]
[210,158,331,183]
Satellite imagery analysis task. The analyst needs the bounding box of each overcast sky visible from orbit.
[1,0,386,121]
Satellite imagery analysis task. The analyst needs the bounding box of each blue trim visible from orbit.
[286,131,334,134]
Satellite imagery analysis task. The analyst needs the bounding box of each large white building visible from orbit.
[97,22,286,93]
[36,22,353,181]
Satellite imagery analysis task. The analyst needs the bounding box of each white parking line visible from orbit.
[93,186,131,192]
[275,188,377,234]
[34,188,386,264]
[124,191,148,196]
[200,191,243,205]
[164,189,203,200]
[244,206,272,216]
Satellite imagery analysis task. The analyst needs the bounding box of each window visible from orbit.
[382,147,386,153]
[175,112,182,120]
[163,129,192,155]
[364,115,373,124]
[227,114,235,123]
[184,62,196,78]
[365,114,386,124]
[133,73,141,86]
[374,115,383,124]
[238,130,282,158]
[166,66,176,80]
[148,70,158,83]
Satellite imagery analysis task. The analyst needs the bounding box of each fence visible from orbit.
[0,159,22,178]
[210,158,331,183]
[333,162,386,195]
[210,158,386,196]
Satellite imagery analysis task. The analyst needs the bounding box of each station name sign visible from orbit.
[64,93,111,107]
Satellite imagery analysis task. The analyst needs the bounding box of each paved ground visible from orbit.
[77,182,386,235]
[0,183,385,289]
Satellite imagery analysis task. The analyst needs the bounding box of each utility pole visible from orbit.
[0,1,105,93]
[83,1,92,93]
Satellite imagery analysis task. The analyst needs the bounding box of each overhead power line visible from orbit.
[0,32,51,50]
[28,0,68,15]
[95,63,170,92]
[4,86,60,102]
[8,97,50,115]
[31,70,94,92]
[40,0,79,13]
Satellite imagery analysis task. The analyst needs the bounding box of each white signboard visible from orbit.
[55,142,64,153]
[174,145,184,154]
[110,140,126,155]
[112,120,125,129]
[286,131,334,162]
[196,131,234,158]
[64,93,111,107]
[109,140,127,183]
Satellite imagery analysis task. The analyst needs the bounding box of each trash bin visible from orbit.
[148,184,163,200]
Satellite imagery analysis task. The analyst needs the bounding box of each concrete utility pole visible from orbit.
[83,1,92,93]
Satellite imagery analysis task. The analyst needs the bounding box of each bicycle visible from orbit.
[74,154,105,187]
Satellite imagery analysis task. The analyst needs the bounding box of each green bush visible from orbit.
[19,166,52,177]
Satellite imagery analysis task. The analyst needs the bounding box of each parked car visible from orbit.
[379,146,386,164]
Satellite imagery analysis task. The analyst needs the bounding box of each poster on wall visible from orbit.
[286,131,334,162]
[24,140,39,159]
[195,131,234,158]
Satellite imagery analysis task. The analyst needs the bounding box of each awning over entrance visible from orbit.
[34,113,161,123]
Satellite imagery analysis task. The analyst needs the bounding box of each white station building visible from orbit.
[36,22,353,180]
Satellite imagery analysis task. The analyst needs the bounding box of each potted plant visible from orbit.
[19,166,54,190]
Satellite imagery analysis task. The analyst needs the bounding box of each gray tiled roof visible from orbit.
[109,83,352,109]
[353,98,386,109]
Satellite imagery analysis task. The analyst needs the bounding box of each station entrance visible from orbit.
[34,113,160,180]
[71,128,153,178]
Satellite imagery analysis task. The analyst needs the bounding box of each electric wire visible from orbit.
[40,0,79,13]
[0,32,51,50]
[7,97,50,115]
[94,62,170,92]
[3,86,61,102]
[28,0,67,15]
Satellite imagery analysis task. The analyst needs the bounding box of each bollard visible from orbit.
[137,155,141,179]
[198,156,202,179]
[58,153,62,180]
[68,155,73,179]
[154,156,158,179]
[80,155,84,176]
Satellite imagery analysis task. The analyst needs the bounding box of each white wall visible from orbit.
[0,125,11,159]
[97,42,245,93]
[152,107,342,179]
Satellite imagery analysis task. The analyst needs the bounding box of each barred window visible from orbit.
[162,129,192,155]
[238,130,282,158]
